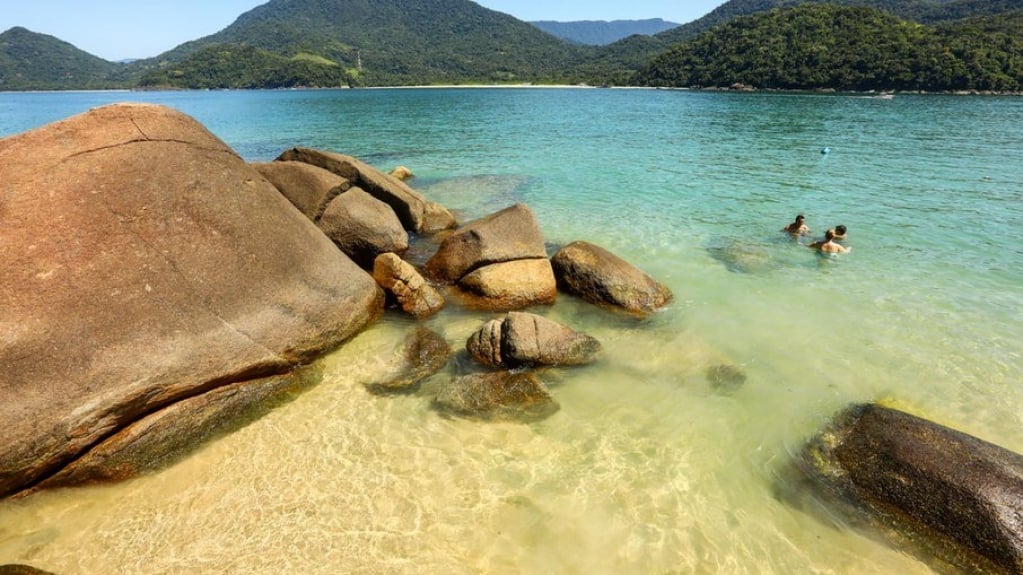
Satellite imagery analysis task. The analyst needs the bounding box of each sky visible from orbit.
[0,0,724,62]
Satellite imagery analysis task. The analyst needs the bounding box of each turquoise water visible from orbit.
[1,88,1021,573]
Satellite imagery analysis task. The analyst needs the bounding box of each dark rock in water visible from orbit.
[706,239,775,274]
[551,241,672,317]
[372,253,445,320]
[796,403,1023,574]
[366,328,452,395]
[25,366,322,493]
[0,566,56,575]
[424,203,547,284]
[706,364,747,392]
[466,312,601,369]
[277,147,428,232]
[318,187,409,269]
[0,104,383,499]
[433,371,559,423]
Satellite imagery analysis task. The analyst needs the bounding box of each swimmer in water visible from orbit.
[783,214,810,236]
[830,224,847,241]
[808,229,850,254]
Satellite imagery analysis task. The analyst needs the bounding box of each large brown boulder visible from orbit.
[318,187,409,269]
[276,147,427,232]
[551,241,673,317]
[798,403,1023,574]
[466,312,601,369]
[251,160,351,221]
[424,203,547,284]
[0,103,383,498]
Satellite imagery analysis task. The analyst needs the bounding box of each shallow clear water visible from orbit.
[1,88,1021,573]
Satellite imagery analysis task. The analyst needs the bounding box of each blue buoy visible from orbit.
[821,147,831,155]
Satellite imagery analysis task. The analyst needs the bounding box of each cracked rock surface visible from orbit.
[466,312,601,369]
[0,103,383,498]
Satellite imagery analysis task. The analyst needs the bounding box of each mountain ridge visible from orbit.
[530,19,680,46]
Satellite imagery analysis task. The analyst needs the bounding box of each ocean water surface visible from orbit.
[1,88,1021,573]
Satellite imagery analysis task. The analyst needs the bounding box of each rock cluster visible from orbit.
[0,104,675,497]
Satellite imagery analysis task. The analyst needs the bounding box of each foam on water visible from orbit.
[1,88,1021,573]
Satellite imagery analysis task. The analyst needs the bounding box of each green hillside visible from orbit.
[655,0,1023,45]
[138,0,585,87]
[0,27,123,90]
[2,0,1022,91]
[633,4,1023,92]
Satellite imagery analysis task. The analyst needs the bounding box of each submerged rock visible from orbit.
[466,312,601,369]
[366,328,452,395]
[433,371,559,423]
[706,364,747,393]
[551,241,673,317]
[706,239,776,274]
[0,104,383,498]
[797,403,1023,574]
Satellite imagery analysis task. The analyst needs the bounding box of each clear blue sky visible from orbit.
[0,1,724,62]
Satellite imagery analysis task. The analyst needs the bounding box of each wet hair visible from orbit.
[825,229,835,240]
[835,225,847,235]
[796,214,805,222]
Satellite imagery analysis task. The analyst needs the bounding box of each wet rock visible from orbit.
[797,403,1023,574]
[252,160,351,221]
[457,259,557,310]
[706,364,747,392]
[422,200,458,233]
[366,328,452,395]
[319,187,409,269]
[0,104,382,498]
[433,371,559,423]
[277,147,427,232]
[551,241,673,317]
[424,203,547,284]
[466,312,601,369]
[373,253,445,319]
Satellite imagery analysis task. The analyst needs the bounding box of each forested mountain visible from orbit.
[2,0,1022,91]
[654,0,1023,45]
[530,19,679,46]
[138,0,584,87]
[0,27,122,90]
[634,5,1023,91]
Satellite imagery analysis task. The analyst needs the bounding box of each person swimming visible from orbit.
[783,214,810,236]
[831,224,847,241]
[808,229,850,254]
